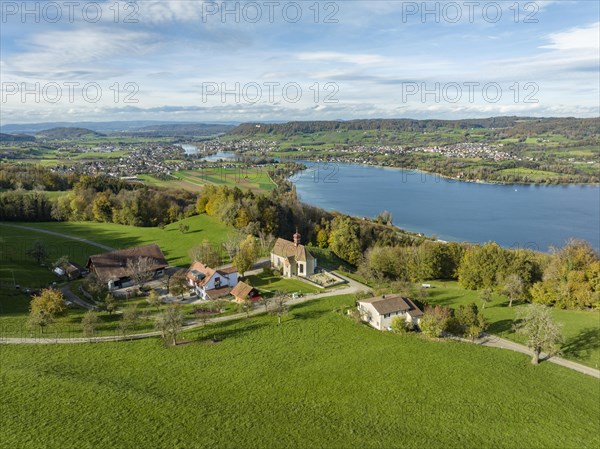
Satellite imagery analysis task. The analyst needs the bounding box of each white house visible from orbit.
[357,294,424,331]
[186,261,239,300]
[271,231,316,278]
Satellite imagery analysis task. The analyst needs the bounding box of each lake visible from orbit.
[291,161,600,251]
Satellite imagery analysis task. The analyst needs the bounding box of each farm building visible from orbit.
[86,244,168,290]
[230,281,261,303]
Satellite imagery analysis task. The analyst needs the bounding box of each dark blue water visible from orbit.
[291,161,600,251]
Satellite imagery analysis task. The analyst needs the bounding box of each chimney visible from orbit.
[293,228,301,247]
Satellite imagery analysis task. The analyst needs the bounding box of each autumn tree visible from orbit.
[103,293,118,315]
[155,303,185,346]
[233,235,260,277]
[328,216,362,265]
[146,290,162,310]
[28,289,67,332]
[169,270,187,299]
[419,305,452,338]
[81,310,102,339]
[514,304,563,365]
[502,273,525,307]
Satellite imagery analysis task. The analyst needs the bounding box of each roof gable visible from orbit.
[359,294,423,316]
[271,238,314,262]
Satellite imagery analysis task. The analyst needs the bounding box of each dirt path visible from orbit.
[0,223,115,251]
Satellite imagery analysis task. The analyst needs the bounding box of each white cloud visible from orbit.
[542,22,600,50]
[295,52,388,65]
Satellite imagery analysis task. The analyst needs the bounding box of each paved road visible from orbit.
[0,223,115,251]
[473,334,600,379]
[59,286,96,311]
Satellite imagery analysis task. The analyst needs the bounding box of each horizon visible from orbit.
[1,1,599,123]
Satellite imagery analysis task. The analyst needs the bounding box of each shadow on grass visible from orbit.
[196,322,268,343]
[487,319,514,335]
[561,328,600,361]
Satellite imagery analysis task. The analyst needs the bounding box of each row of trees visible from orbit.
[359,240,599,310]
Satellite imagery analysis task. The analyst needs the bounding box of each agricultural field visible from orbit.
[425,280,600,369]
[140,167,277,193]
[1,294,598,449]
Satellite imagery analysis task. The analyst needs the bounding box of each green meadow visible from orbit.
[1,294,598,449]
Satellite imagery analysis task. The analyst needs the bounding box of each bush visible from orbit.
[262,266,274,276]
[390,316,413,333]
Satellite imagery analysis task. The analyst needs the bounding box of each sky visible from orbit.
[0,0,599,123]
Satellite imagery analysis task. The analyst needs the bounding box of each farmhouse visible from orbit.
[86,244,168,290]
[230,281,261,303]
[186,261,239,300]
[271,231,316,278]
[357,294,423,331]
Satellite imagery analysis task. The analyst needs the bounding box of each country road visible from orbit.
[1,223,116,251]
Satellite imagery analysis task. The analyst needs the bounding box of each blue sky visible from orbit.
[1,0,598,123]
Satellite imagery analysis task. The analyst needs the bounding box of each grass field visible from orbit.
[1,294,598,449]
[425,280,600,368]
[140,167,277,193]
[3,214,234,276]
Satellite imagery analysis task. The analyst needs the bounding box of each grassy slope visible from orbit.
[6,214,234,270]
[1,294,598,449]
[426,280,600,368]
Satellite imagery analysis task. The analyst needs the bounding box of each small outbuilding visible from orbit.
[230,281,261,303]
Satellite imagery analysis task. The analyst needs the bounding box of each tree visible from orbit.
[103,293,118,315]
[390,316,412,333]
[119,304,141,337]
[233,235,259,277]
[169,271,187,299]
[189,240,221,267]
[258,296,272,313]
[454,303,488,340]
[514,304,563,365]
[26,240,48,265]
[328,216,362,265]
[222,233,241,261]
[479,288,492,309]
[127,256,155,289]
[419,305,452,338]
[178,223,190,234]
[155,303,185,346]
[30,288,67,319]
[27,310,52,333]
[237,299,254,318]
[270,291,290,325]
[502,273,525,307]
[81,310,102,339]
[146,289,162,310]
[84,273,108,303]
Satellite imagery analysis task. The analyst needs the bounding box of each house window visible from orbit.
[214,277,221,288]
[299,263,304,274]
[384,313,390,318]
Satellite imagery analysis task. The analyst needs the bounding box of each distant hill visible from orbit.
[1,120,240,134]
[0,133,36,143]
[228,117,599,138]
[35,127,105,140]
[119,123,235,137]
